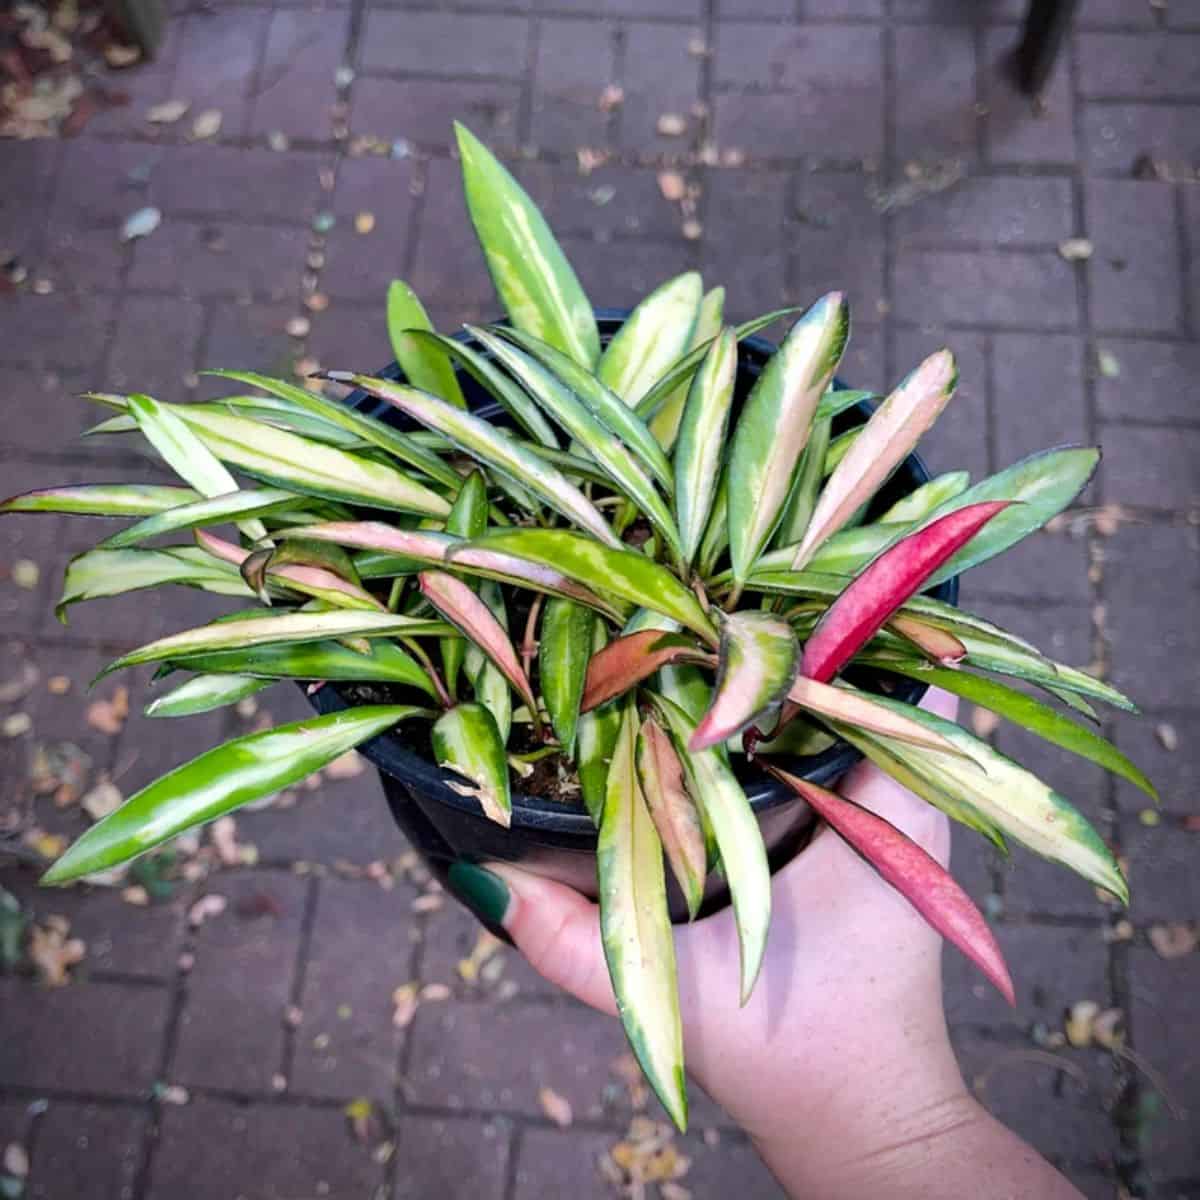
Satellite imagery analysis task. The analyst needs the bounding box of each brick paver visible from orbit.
[2,2,1198,1197]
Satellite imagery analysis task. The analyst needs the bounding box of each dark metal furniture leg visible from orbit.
[1013,0,1080,96]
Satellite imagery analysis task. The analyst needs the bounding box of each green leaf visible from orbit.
[465,327,683,560]
[813,388,877,423]
[450,529,717,643]
[845,699,1128,902]
[487,324,673,491]
[696,471,729,578]
[178,405,452,518]
[637,715,706,920]
[432,703,512,827]
[598,271,701,407]
[924,448,1102,588]
[633,307,802,424]
[127,393,269,544]
[334,374,619,547]
[649,693,770,1003]
[1,483,200,517]
[792,349,958,569]
[728,293,849,590]
[99,488,303,550]
[870,660,1156,800]
[43,707,429,883]
[455,122,599,367]
[650,285,725,450]
[204,371,464,491]
[598,701,687,1130]
[876,471,970,525]
[174,639,438,693]
[99,610,452,680]
[404,331,559,448]
[577,621,623,824]
[690,611,799,751]
[539,597,594,756]
[674,327,737,568]
[772,415,831,550]
[387,280,467,408]
[145,674,272,718]
[464,581,512,741]
[58,547,252,620]
[441,472,489,696]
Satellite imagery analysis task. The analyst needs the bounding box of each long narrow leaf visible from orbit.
[690,611,799,751]
[763,767,1014,1005]
[876,471,970,525]
[1,484,200,517]
[456,122,599,367]
[637,716,706,920]
[539,597,594,755]
[145,674,271,718]
[100,488,302,550]
[650,285,725,450]
[649,693,769,1003]
[488,324,673,490]
[328,373,619,547]
[599,701,687,1130]
[99,610,452,680]
[598,271,701,407]
[387,280,467,409]
[792,349,958,569]
[772,415,831,550]
[466,327,683,560]
[581,630,707,713]
[728,293,849,590]
[432,703,511,827]
[674,327,736,567]
[577,621,623,824]
[43,707,430,883]
[418,571,538,721]
[449,530,717,643]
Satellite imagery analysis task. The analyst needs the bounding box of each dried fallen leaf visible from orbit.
[325,750,365,780]
[970,706,1000,738]
[1148,922,1198,959]
[29,917,86,986]
[104,43,141,68]
[1058,237,1094,262]
[146,98,189,124]
[23,829,66,860]
[411,892,443,914]
[188,893,228,928]
[1065,999,1101,1047]
[2,713,31,738]
[304,291,330,313]
[1092,1007,1124,1050]
[122,884,150,906]
[681,219,702,241]
[11,559,39,589]
[656,113,687,137]
[456,928,502,985]
[286,315,311,339]
[354,211,375,234]
[120,206,161,242]
[47,675,70,695]
[189,108,222,140]
[344,1098,374,1144]
[86,685,129,735]
[598,84,624,112]
[538,1086,573,1128]
[1155,723,1178,752]
[3,1143,29,1179]
[210,815,242,866]
[391,982,418,1029]
[157,1084,189,1105]
[1096,348,1121,379]
[420,982,451,1002]
[81,775,122,822]
[0,661,39,704]
[657,170,686,202]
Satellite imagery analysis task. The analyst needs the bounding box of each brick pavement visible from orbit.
[1,1,1198,1196]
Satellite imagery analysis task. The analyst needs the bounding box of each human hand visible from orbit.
[446,688,1080,1198]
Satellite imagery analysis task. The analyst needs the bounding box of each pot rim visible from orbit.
[313,310,959,838]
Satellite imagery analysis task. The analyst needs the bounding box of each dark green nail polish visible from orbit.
[447,861,510,927]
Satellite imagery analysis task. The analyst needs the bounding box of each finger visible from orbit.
[452,861,619,1016]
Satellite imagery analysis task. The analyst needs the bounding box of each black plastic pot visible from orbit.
[308,313,958,925]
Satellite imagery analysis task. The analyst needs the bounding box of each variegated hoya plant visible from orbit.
[5,124,1153,1130]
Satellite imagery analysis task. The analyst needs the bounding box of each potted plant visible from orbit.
[4,124,1153,1131]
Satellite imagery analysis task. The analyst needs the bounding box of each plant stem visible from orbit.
[402,637,452,709]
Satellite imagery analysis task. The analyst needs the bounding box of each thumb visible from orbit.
[447,861,617,1016]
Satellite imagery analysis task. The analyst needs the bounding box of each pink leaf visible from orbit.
[418,570,538,719]
[580,630,709,714]
[763,766,1015,1006]
[801,501,1010,683]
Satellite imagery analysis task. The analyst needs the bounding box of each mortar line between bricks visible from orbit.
[240,5,278,141]
[880,0,897,389]
[279,873,321,1085]
[401,158,430,283]
[1067,21,1143,1192]
[130,875,204,1200]
[518,14,538,148]
[501,1119,525,1200]
[1175,184,1195,342]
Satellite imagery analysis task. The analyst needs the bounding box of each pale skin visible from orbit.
[483,689,1084,1200]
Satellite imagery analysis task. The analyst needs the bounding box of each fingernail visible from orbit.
[447,861,511,927]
